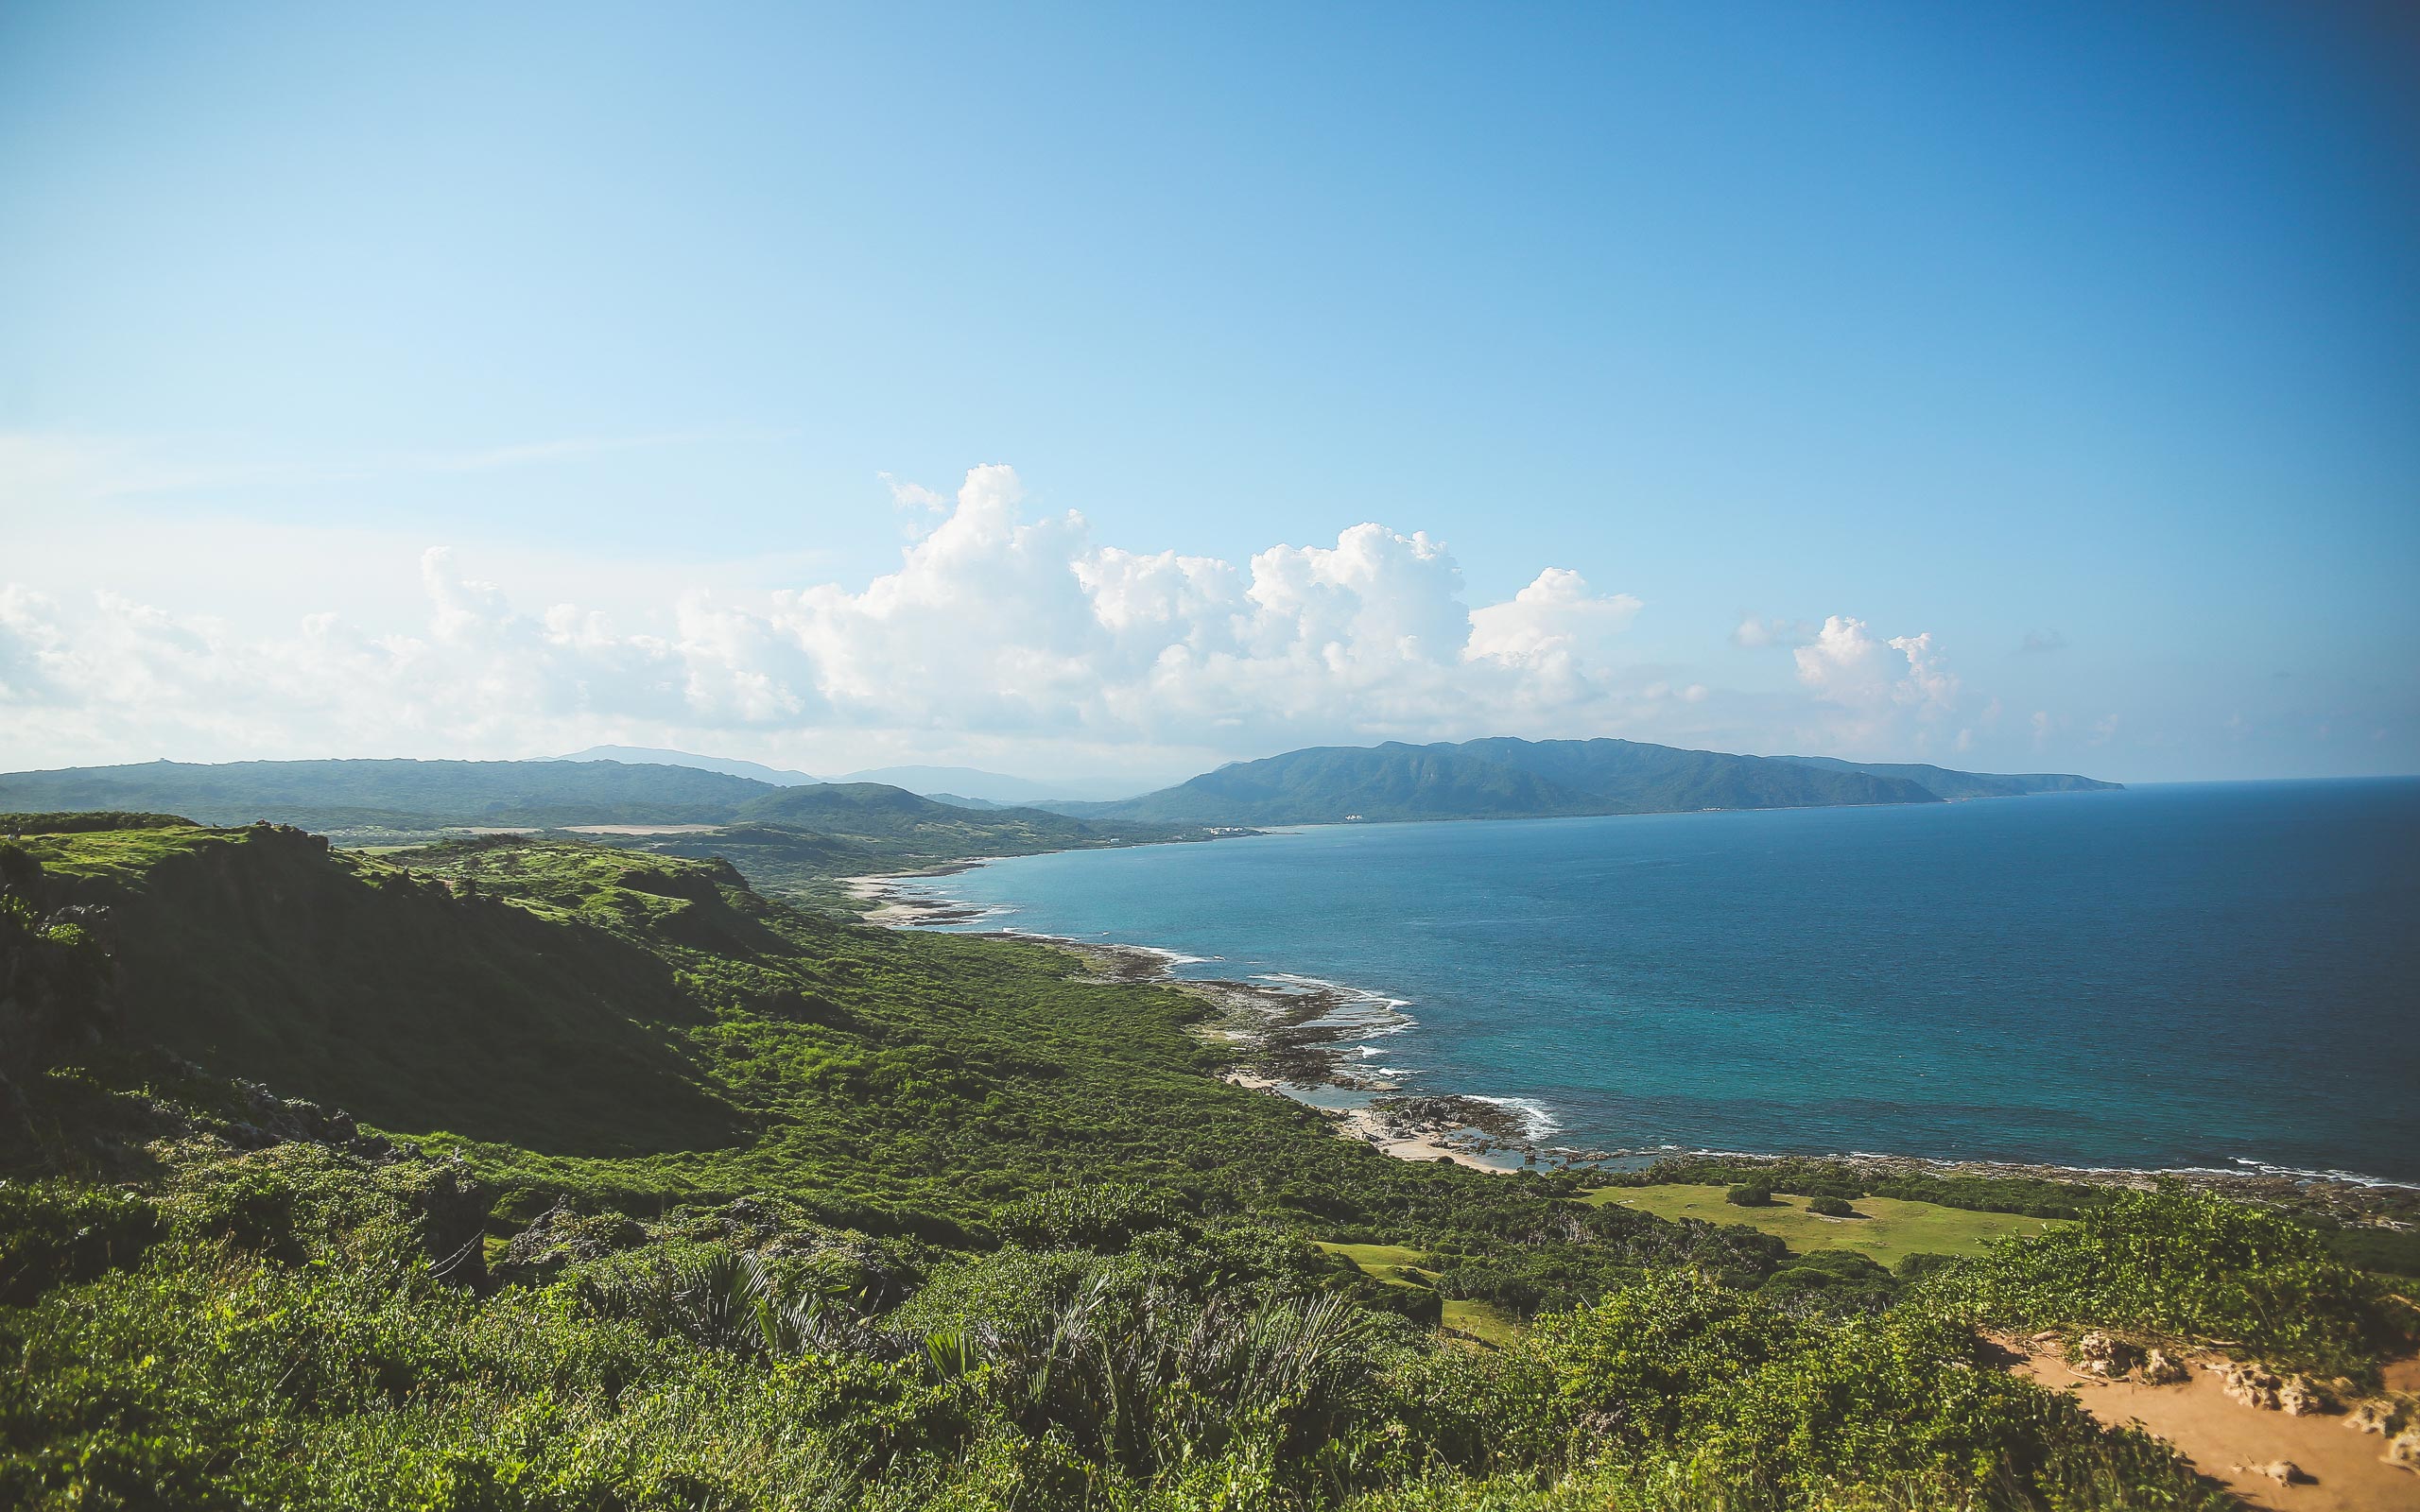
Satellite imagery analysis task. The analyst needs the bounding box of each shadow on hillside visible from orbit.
[95,840,740,1157]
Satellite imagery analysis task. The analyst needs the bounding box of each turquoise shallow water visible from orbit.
[903,781,2420,1183]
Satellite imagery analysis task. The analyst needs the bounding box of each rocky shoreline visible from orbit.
[845,868,2420,1216]
[842,870,1528,1168]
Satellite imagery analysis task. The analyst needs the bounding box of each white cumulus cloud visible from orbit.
[0,466,1682,768]
[1789,614,1963,749]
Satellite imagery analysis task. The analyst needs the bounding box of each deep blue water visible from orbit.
[905,782,2420,1183]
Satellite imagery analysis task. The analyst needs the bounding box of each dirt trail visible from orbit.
[2000,1340,2419,1510]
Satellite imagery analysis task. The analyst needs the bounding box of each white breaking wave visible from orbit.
[1469,1094,1561,1139]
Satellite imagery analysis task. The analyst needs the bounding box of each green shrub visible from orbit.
[1530,1271,1807,1442]
[174,1168,299,1255]
[1922,1186,2413,1381]
[1687,1310,2223,1506]
[0,1181,160,1305]
[1724,1183,1774,1207]
[2321,1223,2420,1280]
[1893,1251,1958,1282]
[1806,1195,1856,1218]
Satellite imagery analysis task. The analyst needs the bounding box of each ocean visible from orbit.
[897,781,2420,1184]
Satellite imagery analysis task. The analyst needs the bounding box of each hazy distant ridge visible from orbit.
[1042,737,2118,826]
[0,741,2117,836]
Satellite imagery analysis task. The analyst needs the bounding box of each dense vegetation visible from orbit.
[1046,737,2114,826]
[1,815,2406,1510]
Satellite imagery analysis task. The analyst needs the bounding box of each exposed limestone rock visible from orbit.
[2387,1428,2420,1474]
[2068,1332,2138,1378]
[2345,1398,2398,1435]
[496,1198,647,1281]
[2214,1360,2285,1410]
[419,1162,493,1293]
[2139,1348,2190,1385]
[2279,1375,2330,1417]
[2238,1460,2303,1486]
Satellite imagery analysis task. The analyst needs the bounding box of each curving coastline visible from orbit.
[845,864,2420,1217]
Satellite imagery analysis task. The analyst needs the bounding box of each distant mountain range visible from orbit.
[0,738,2115,849]
[0,759,1150,843]
[554,745,822,785]
[553,747,1114,803]
[1036,737,2117,826]
[0,759,1205,902]
[826,765,1106,804]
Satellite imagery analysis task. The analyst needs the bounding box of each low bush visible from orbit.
[1725,1182,1774,1207]
[1921,1186,2413,1382]
[0,1181,159,1305]
[1806,1195,1856,1218]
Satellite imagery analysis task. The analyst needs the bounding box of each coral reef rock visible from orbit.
[2069,1332,2139,1378]
[2138,1347,2190,1385]
[2345,1398,2397,1435]
[2387,1428,2420,1474]
[2214,1360,2284,1411]
[2278,1375,2329,1417]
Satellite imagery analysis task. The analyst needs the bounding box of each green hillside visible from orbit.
[0,757,769,832]
[0,815,2400,1510]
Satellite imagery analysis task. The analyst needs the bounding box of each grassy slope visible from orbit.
[25,825,737,1156]
[1584,1184,2062,1265]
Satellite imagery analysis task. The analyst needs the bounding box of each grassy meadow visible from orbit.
[1582,1184,2063,1269]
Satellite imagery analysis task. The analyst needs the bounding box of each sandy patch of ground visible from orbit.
[841,870,996,926]
[1335,1106,1516,1173]
[2000,1339,2419,1510]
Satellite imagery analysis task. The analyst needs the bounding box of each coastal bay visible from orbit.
[876,779,2420,1187]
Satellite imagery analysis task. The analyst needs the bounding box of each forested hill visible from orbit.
[1045,736,2118,826]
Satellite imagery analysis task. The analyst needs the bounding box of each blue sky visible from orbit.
[2,1,2413,786]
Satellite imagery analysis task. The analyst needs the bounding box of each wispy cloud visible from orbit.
[0,427,777,513]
